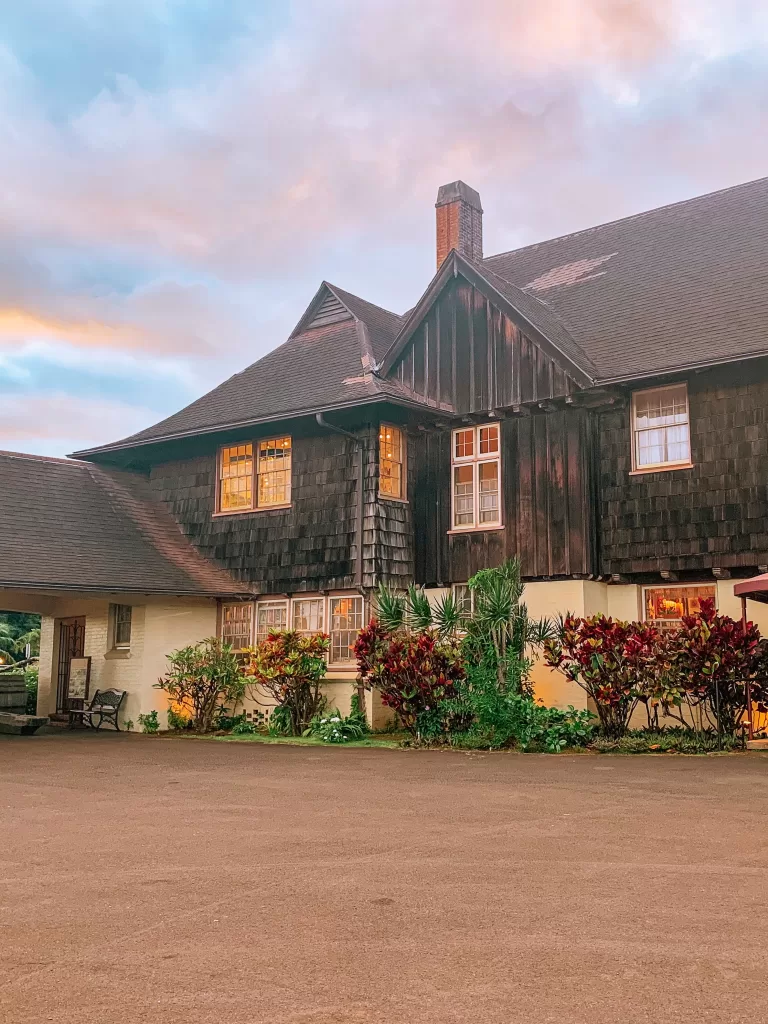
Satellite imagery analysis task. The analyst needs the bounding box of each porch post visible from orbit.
[741,595,754,740]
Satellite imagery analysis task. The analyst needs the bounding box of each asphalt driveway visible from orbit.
[1,732,767,1023]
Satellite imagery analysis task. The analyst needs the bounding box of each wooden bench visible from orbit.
[68,689,126,731]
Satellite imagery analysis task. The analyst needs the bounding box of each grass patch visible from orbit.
[212,732,401,749]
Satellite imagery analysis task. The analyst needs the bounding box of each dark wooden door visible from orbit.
[56,617,85,712]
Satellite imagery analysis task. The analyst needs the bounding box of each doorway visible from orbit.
[56,617,85,712]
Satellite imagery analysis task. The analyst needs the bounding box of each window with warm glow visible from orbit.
[255,601,288,644]
[221,603,253,651]
[217,437,292,512]
[379,424,405,499]
[451,423,501,530]
[219,443,253,511]
[329,596,364,663]
[632,384,691,471]
[257,436,292,507]
[644,585,715,631]
[292,598,324,635]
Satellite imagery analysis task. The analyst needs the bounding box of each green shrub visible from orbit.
[166,706,192,731]
[267,703,294,736]
[245,631,330,736]
[231,715,258,735]
[303,707,368,743]
[24,667,38,714]
[592,728,741,754]
[156,638,245,734]
[138,710,159,735]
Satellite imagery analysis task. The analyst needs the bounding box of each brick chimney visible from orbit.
[435,180,483,268]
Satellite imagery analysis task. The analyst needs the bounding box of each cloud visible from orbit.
[2,1,768,455]
[0,392,158,456]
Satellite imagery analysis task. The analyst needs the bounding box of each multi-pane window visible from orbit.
[221,603,253,651]
[217,437,292,512]
[257,437,292,507]
[379,424,405,499]
[632,384,691,471]
[292,598,324,635]
[219,444,253,511]
[451,423,501,530]
[451,584,474,618]
[329,597,364,663]
[111,604,132,649]
[644,585,716,633]
[255,601,288,644]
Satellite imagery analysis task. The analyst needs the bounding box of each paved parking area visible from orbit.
[1,732,767,1023]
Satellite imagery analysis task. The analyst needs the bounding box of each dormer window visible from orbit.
[631,384,692,472]
[217,437,292,513]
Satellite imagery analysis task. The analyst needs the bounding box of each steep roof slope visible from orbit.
[483,175,768,382]
[77,284,407,455]
[0,451,249,596]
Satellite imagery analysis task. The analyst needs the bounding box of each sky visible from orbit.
[2,0,768,456]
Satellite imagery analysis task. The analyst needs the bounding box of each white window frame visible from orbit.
[642,583,717,632]
[216,436,292,514]
[631,383,692,473]
[379,423,407,501]
[254,600,289,644]
[291,597,325,636]
[328,595,365,665]
[221,602,253,651]
[110,604,132,650]
[450,423,502,531]
[451,584,474,618]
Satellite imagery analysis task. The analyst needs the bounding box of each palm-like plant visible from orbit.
[372,559,553,690]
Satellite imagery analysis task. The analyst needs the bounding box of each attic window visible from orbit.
[217,437,292,513]
[631,384,692,472]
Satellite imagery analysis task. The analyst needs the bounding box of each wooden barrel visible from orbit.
[0,674,27,714]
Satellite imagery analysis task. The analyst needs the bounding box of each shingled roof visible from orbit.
[483,175,768,382]
[76,174,768,457]
[0,451,249,596]
[76,284,410,455]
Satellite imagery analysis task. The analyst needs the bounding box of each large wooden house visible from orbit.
[5,176,768,723]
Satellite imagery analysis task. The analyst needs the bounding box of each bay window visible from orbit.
[451,423,501,530]
[221,603,253,651]
[329,596,364,663]
[255,600,288,644]
[292,597,324,635]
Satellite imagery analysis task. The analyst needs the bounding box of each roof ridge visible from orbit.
[325,282,403,322]
[0,449,88,467]
[484,173,768,264]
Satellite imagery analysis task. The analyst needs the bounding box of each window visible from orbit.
[255,601,288,644]
[452,584,474,618]
[219,443,253,511]
[632,384,691,471]
[111,604,132,649]
[221,603,253,651]
[451,423,501,530]
[379,424,405,499]
[292,598,324,635]
[644,585,716,632]
[329,596,364,663]
[257,436,292,507]
[217,437,291,512]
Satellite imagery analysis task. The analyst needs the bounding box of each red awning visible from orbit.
[734,573,768,602]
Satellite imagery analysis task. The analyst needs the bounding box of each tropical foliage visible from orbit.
[0,612,41,665]
[156,638,246,733]
[244,630,330,736]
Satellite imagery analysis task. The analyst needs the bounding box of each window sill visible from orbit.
[448,524,505,535]
[212,504,292,518]
[629,463,694,476]
[105,649,131,660]
[378,494,409,504]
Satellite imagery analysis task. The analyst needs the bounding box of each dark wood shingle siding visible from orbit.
[393,276,577,415]
[599,365,768,575]
[412,409,597,585]
[148,419,415,596]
